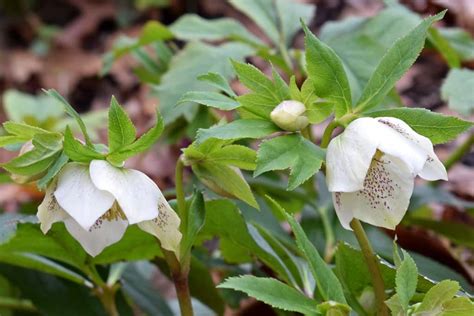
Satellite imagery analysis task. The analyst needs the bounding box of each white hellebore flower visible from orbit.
[326,117,447,230]
[270,100,309,131]
[37,160,181,256]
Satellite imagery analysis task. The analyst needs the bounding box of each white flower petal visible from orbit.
[54,163,115,230]
[375,117,434,176]
[64,216,128,257]
[89,160,159,225]
[334,154,414,230]
[37,180,69,234]
[419,155,448,181]
[138,200,182,255]
[327,118,382,192]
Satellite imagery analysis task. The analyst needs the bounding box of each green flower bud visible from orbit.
[270,100,309,131]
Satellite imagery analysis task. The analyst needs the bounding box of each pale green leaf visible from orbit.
[414,280,460,315]
[198,72,236,97]
[196,119,279,144]
[441,68,474,115]
[177,91,240,111]
[207,145,256,170]
[181,191,206,259]
[63,127,104,163]
[255,134,325,190]
[170,14,262,46]
[3,122,50,139]
[439,28,474,61]
[396,252,418,310]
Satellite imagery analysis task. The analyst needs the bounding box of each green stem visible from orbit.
[0,296,37,312]
[320,121,340,149]
[350,219,388,316]
[96,285,119,316]
[175,156,187,221]
[163,250,193,316]
[444,134,474,171]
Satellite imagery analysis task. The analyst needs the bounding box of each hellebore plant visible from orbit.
[1,5,474,316]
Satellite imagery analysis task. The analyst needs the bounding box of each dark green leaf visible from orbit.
[181,190,206,258]
[63,127,104,163]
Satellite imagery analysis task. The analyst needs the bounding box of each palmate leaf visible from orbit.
[367,108,473,144]
[255,134,325,190]
[355,11,446,112]
[218,275,317,315]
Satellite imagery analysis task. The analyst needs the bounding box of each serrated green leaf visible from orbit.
[232,61,284,105]
[367,107,472,144]
[207,145,256,170]
[63,127,104,163]
[414,280,460,315]
[272,199,346,303]
[218,276,317,315]
[2,133,62,175]
[196,119,279,144]
[255,134,325,190]
[198,72,237,97]
[177,91,240,111]
[44,89,93,147]
[441,297,474,315]
[396,252,418,311]
[3,122,50,139]
[108,97,137,152]
[193,162,258,208]
[355,11,446,112]
[170,14,262,46]
[0,135,29,147]
[441,68,474,115]
[303,23,352,118]
[106,111,164,164]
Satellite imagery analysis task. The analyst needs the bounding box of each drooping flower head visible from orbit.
[326,117,447,230]
[38,160,181,256]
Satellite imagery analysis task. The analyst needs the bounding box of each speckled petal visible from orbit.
[64,215,128,257]
[334,154,414,230]
[138,200,182,255]
[37,180,69,234]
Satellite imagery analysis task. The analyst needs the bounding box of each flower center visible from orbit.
[89,203,126,231]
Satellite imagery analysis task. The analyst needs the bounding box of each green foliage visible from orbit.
[441,68,474,115]
[355,11,445,113]
[232,61,289,119]
[255,134,325,190]
[157,42,253,123]
[440,28,474,61]
[178,91,240,111]
[218,276,317,315]
[63,127,104,163]
[367,108,473,144]
[229,0,315,47]
[170,14,262,46]
[108,97,137,152]
[196,119,279,144]
[272,199,347,304]
[394,249,418,311]
[303,23,352,118]
[198,72,237,97]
